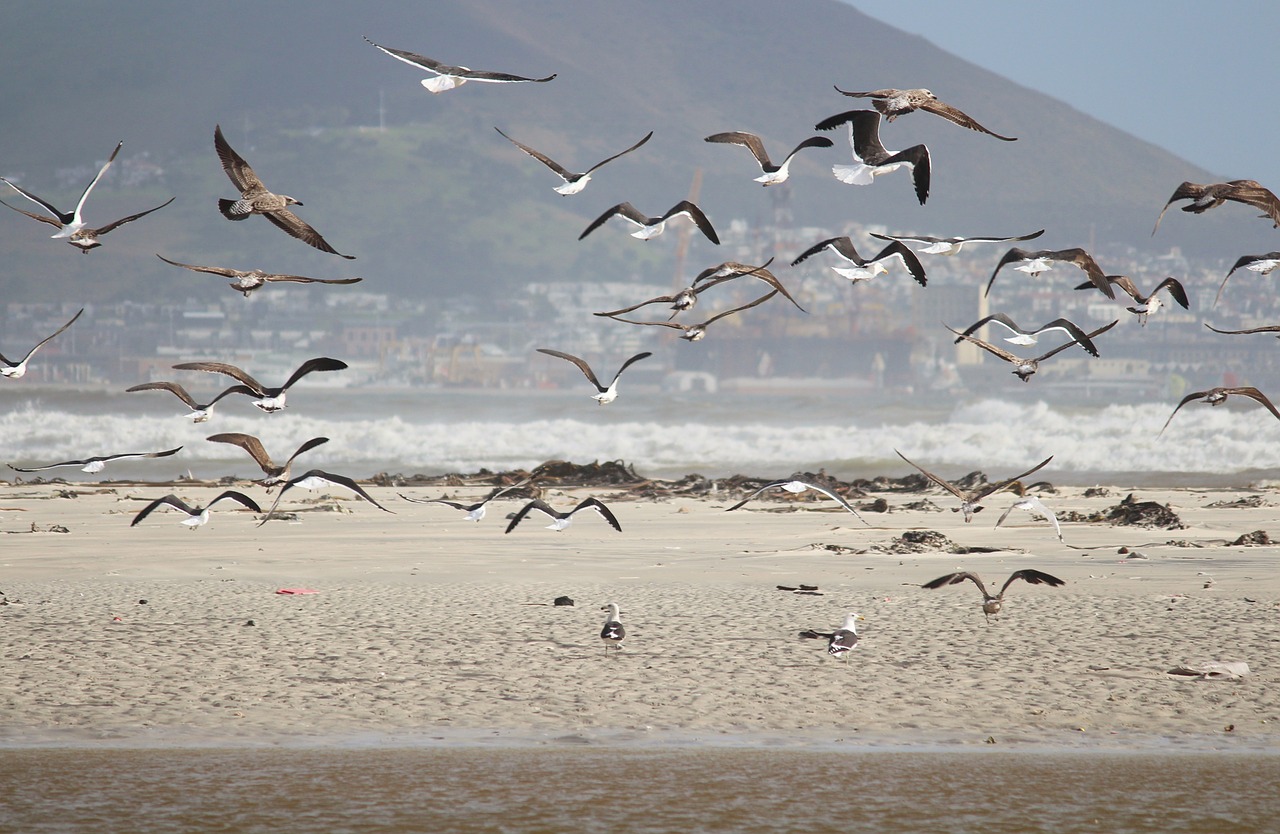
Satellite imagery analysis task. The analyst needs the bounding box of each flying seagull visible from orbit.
[495,127,652,195]
[130,490,261,529]
[206,433,330,487]
[725,480,869,524]
[504,497,621,533]
[791,237,926,286]
[951,313,1103,357]
[922,570,1066,623]
[0,141,121,240]
[995,496,1063,542]
[604,289,779,342]
[869,229,1045,256]
[1214,252,1280,306]
[124,380,255,422]
[9,446,183,475]
[600,603,625,655]
[947,320,1119,382]
[703,131,833,186]
[171,356,347,413]
[814,110,930,204]
[1153,180,1280,234]
[214,124,355,259]
[895,449,1054,522]
[690,258,807,313]
[2,196,174,253]
[364,36,556,94]
[1076,275,1188,325]
[258,469,394,526]
[833,86,1018,141]
[156,255,362,298]
[1158,386,1280,437]
[398,479,535,522]
[1,308,83,379]
[535,348,652,405]
[579,199,719,244]
[986,247,1116,299]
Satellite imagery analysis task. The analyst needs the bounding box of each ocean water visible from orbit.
[2,746,1277,833]
[4,386,1280,486]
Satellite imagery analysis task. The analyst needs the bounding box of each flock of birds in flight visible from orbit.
[4,33,1279,658]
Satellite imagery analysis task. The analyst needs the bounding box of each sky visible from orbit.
[845,2,1280,189]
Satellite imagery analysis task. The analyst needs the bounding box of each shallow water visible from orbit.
[3,746,1278,833]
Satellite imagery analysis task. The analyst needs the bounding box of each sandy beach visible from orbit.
[1,474,1276,749]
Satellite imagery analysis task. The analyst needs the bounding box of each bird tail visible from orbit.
[218,198,250,220]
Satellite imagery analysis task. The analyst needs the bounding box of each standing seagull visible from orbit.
[604,290,778,342]
[922,570,1066,623]
[1153,180,1280,234]
[600,603,625,655]
[579,200,719,244]
[725,479,868,524]
[156,255,362,298]
[1214,252,1280,306]
[947,320,1118,382]
[1,308,83,379]
[504,497,621,533]
[869,229,1045,256]
[1158,386,1280,437]
[791,236,926,286]
[815,110,931,204]
[833,86,1018,141]
[171,357,347,413]
[9,447,183,475]
[494,127,652,195]
[986,247,1116,299]
[535,348,652,405]
[826,613,865,662]
[130,491,261,529]
[0,141,121,240]
[125,380,255,422]
[364,36,556,93]
[258,469,394,525]
[206,433,330,487]
[895,449,1054,522]
[1077,275,1188,325]
[951,313,1103,357]
[2,196,174,253]
[703,131,833,186]
[214,125,355,259]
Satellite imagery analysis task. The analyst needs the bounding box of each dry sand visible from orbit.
[1,478,1276,749]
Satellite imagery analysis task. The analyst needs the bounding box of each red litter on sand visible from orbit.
[275,588,320,595]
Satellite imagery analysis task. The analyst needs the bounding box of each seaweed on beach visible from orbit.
[1095,493,1187,529]
[869,529,1003,555]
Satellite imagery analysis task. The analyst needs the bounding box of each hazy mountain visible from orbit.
[1,0,1266,305]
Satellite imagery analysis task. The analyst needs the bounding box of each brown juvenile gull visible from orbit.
[791,236,926,286]
[596,258,804,320]
[1152,180,1280,234]
[0,141,121,240]
[125,380,255,423]
[9,446,182,475]
[214,124,355,258]
[206,433,330,487]
[495,127,652,195]
[703,131,833,186]
[171,356,347,413]
[156,255,363,297]
[2,196,174,253]
[535,349,652,405]
[130,490,261,530]
[363,36,556,94]
[951,313,1103,357]
[603,289,778,342]
[986,247,1116,299]
[814,110,930,204]
[725,479,869,524]
[1158,386,1280,437]
[600,603,625,655]
[579,199,719,244]
[1214,252,1280,306]
[947,320,1118,382]
[869,229,1044,256]
[1,308,83,379]
[258,469,394,526]
[895,449,1054,522]
[833,86,1017,141]
[505,497,621,533]
[922,570,1066,623]
[1075,275,1188,325]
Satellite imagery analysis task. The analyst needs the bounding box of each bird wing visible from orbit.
[1001,569,1066,596]
[364,36,456,74]
[126,381,197,408]
[792,482,868,524]
[98,447,184,463]
[0,197,64,228]
[599,315,686,331]
[792,236,859,267]
[1038,318,1102,357]
[701,289,779,327]
[155,254,239,278]
[663,200,719,245]
[262,209,355,259]
[977,455,1055,501]
[1057,249,1116,299]
[18,308,84,365]
[593,294,680,317]
[953,313,1017,343]
[279,357,348,392]
[494,127,574,180]
[1230,387,1280,422]
[696,264,806,314]
[91,197,174,235]
[71,141,123,220]
[986,247,1038,297]
[290,470,392,513]
[705,131,773,169]
[922,571,991,597]
[536,348,602,389]
[214,124,265,193]
[173,361,265,393]
[504,499,558,533]
[584,130,654,174]
[894,449,965,499]
[208,490,263,513]
[945,324,1023,365]
[1034,320,1118,362]
[874,241,928,285]
[1226,181,1280,225]
[1154,277,1190,309]
[919,98,1017,140]
[996,497,1062,540]
[610,351,653,384]
[131,494,198,526]
[397,494,468,509]
[1152,182,1206,234]
[1204,323,1280,336]
[832,87,898,99]
[206,432,274,470]
[883,144,931,205]
[725,481,789,511]
[574,497,622,531]
[8,459,90,472]
[579,202,638,240]
[270,275,363,286]
[1159,389,1214,436]
[285,436,330,466]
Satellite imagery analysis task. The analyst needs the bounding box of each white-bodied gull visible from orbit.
[0,141,121,239]
[258,469,394,525]
[951,313,1102,357]
[2,196,174,253]
[603,289,778,342]
[9,446,183,475]
[1076,275,1188,325]
[364,36,556,94]
[125,380,255,422]
[791,236,926,286]
[725,479,868,525]
[703,131,833,186]
[535,348,652,404]
[130,490,261,529]
[171,356,347,413]
[2,308,83,379]
[600,603,625,654]
[1215,252,1280,306]
[869,229,1044,256]
[815,110,930,204]
[495,127,652,195]
[504,497,621,533]
[579,199,719,244]
[987,247,1116,299]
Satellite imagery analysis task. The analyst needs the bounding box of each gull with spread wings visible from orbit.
[922,570,1066,623]
[947,320,1118,382]
[1153,179,1280,234]
[2,308,83,379]
[603,289,778,342]
[895,449,1054,522]
[535,348,652,405]
[364,36,556,94]
[703,130,833,186]
[171,356,347,413]
[833,86,1017,140]
[157,255,362,298]
[495,127,651,195]
[815,109,930,204]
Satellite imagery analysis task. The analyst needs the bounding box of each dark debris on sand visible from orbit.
[869,529,1003,555]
